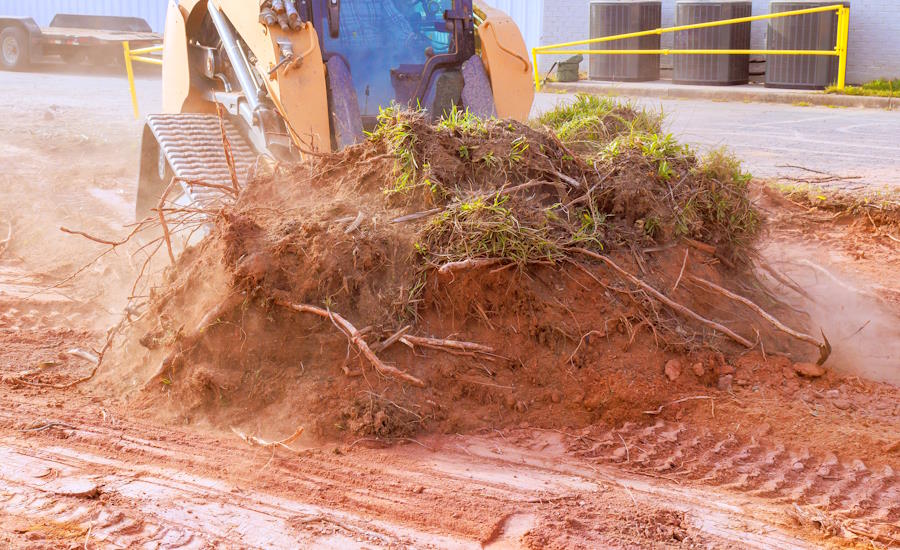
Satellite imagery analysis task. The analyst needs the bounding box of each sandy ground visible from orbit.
[0,66,898,548]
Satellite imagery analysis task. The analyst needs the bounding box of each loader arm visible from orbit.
[211,0,330,153]
[473,3,535,121]
[161,0,330,155]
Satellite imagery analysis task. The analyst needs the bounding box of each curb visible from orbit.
[544,82,897,110]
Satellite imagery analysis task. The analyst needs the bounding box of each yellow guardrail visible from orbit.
[532,4,849,91]
[123,41,163,119]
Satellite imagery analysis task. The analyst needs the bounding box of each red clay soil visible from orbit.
[1,119,898,547]
[1,201,898,547]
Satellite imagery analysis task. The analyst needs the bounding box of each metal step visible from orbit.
[146,113,258,207]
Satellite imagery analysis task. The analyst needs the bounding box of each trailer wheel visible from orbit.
[0,26,29,71]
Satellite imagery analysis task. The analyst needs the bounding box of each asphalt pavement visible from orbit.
[2,65,897,190]
[533,93,900,190]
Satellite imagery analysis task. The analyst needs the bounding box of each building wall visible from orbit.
[538,0,594,75]
[481,0,545,55]
[0,0,167,32]
[530,0,899,84]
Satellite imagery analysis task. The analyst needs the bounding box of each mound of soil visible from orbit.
[99,111,818,442]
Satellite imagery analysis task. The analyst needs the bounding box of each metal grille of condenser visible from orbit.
[589,1,662,82]
[673,1,752,85]
[766,1,849,89]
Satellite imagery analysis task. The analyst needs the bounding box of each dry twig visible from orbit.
[437,258,502,276]
[671,249,689,293]
[391,208,444,224]
[344,211,364,234]
[643,396,714,415]
[231,426,304,450]
[373,325,411,353]
[400,335,495,355]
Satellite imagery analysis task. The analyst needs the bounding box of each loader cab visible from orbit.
[303,0,476,128]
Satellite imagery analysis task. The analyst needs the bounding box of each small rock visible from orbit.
[825,389,840,398]
[832,399,852,411]
[583,394,603,411]
[410,485,424,494]
[664,359,682,381]
[549,390,562,404]
[793,362,826,378]
[691,362,705,377]
[792,462,805,472]
[717,374,733,391]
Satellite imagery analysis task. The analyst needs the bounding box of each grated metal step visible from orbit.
[146,114,258,207]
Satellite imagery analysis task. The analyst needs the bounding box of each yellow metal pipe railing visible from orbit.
[533,4,850,91]
[123,41,163,119]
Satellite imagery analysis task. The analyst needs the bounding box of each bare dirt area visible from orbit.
[0,72,898,549]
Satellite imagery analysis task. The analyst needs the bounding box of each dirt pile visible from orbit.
[100,99,827,441]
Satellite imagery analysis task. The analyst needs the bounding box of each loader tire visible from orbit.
[326,56,364,151]
[0,26,29,71]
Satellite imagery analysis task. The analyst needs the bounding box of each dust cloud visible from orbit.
[760,241,900,384]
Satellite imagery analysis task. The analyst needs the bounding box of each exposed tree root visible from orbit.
[572,247,754,349]
[276,300,426,388]
[400,335,498,360]
[687,275,832,365]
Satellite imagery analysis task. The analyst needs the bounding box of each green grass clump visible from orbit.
[536,94,661,151]
[676,148,759,251]
[826,78,900,98]
[368,106,422,196]
[437,105,491,135]
[421,193,562,267]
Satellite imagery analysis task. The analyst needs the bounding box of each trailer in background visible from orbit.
[0,13,160,70]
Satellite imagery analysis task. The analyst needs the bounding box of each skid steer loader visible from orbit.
[136,0,535,219]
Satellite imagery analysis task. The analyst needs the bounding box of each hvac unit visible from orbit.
[589,1,662,82]
[766,1,849,89]
[673,0,752,85]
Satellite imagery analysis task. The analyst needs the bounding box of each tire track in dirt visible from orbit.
[566,419,900,544]
[0,440,478,549]
[0,396,829,549]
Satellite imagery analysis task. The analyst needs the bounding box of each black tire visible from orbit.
[0,26,30,71]
[326,56,364,151]
[136,125,172,222]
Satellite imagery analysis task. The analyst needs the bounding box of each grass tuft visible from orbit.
[826,78,900,98]
[536,94,661,153]
[421,193,562,268]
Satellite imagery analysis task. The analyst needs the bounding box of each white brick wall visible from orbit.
[536,0,900,84]
[538,0,593,74]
